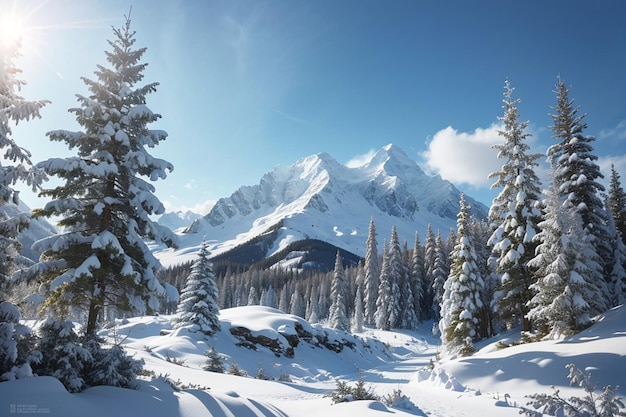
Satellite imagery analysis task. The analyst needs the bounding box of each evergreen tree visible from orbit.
[0,31,48,286]
[528,177,601,337]
[247,286,260,306]
[488,80,543,332]
[604,197,626,306]
[430,231,449,322]
[547,78,610,311]
[203,346,225,373]
[411,231,426,321]
[607,164,626,247]
[351,284,365,333]
[82,335,143,389]
[328,251,350,331]
[471,220,499,337]
[172,239,220,336]
[31,15,178,335]
[423,224,437,320]
[260,285,277,308]
[289,282,306,319]
[440,194,484,356]
[389,227,418,330]
[363,217,380,325]
[34,318,92,392]
[0,301,39,381]
[375,247,393,331]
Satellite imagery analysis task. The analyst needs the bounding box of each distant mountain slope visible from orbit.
[157,210,204,231]
[153,144,488,269]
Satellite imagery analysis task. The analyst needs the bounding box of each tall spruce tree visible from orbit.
[411,231,426,321]
[605,200,626,306]
[31,15,178,334]
[547,78,610,312]
[430,231,449,322]
[173,240,220,336]
[328,251,350,331]
[0,34,48,287]
[488,80,543,332]
[375,245,393,331]
[389,227,417,330]
[607,164,626,247]
[423,224,437,320]
[528,176,601,337]
[363,217,380,325]
[440,194,484,356]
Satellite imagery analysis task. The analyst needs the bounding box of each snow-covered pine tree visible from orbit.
[260,285,277,308]
[247,286,260,306]
[375,244,392,331]
[607,164,626,247]
[82,336,143,389]
[528,173,602,337]
[31,15,178,335]
[0,31,48,286]
[34,318,92,392]
[0,301,39,381]
[389,227,418,330]
[547,78,610,313]
[289,282,306,319]
[203,345,225,373]
[351,284,365,333]
[328,251,350,331]
[423,224,437,320]
[604,197,626,306]
[364,217,380,325]
[440,194,484,356]
[172,239,220,336]
[430,231,449,322]
[411,231,426,321]
[471,219,499,337]
[488,80,543,332]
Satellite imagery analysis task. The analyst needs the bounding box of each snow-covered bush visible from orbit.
[520,363,626,417]
[82,336,143,389]
[0,301,39,381]
[203,346,225,373]
[227,361,247,377]
[327,371,379,403]
[34,319,92,393]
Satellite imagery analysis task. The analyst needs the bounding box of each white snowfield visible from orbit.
[1,305,624,417]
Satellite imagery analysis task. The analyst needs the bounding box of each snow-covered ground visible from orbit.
[2,305,625,417]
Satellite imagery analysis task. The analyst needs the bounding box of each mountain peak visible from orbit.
[161,144,489,270]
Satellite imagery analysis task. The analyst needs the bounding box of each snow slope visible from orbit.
[1,305,624,417]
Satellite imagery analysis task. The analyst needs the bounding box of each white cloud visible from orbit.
[420,124,503,187]
[193,200,217,215]
[162,199,216,215]
[599,119,626,140]
[345,149,377,168]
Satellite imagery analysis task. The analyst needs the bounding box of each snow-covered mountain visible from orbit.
[153,144,488,269]
[157,210,204,232]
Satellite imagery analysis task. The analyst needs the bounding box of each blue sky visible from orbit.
[6,0,626,214]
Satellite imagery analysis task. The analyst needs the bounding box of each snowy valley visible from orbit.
[2,305,625,417]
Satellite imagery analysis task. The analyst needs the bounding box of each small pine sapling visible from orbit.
[203,346,225,373]
[520,364,626,417]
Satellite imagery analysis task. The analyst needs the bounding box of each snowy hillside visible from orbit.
[2,305,624,417]
[153,144,488,268]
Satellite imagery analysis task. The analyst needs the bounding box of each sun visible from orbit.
[0,9,30,51]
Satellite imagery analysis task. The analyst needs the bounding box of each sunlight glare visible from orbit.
[0,10,28,50]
